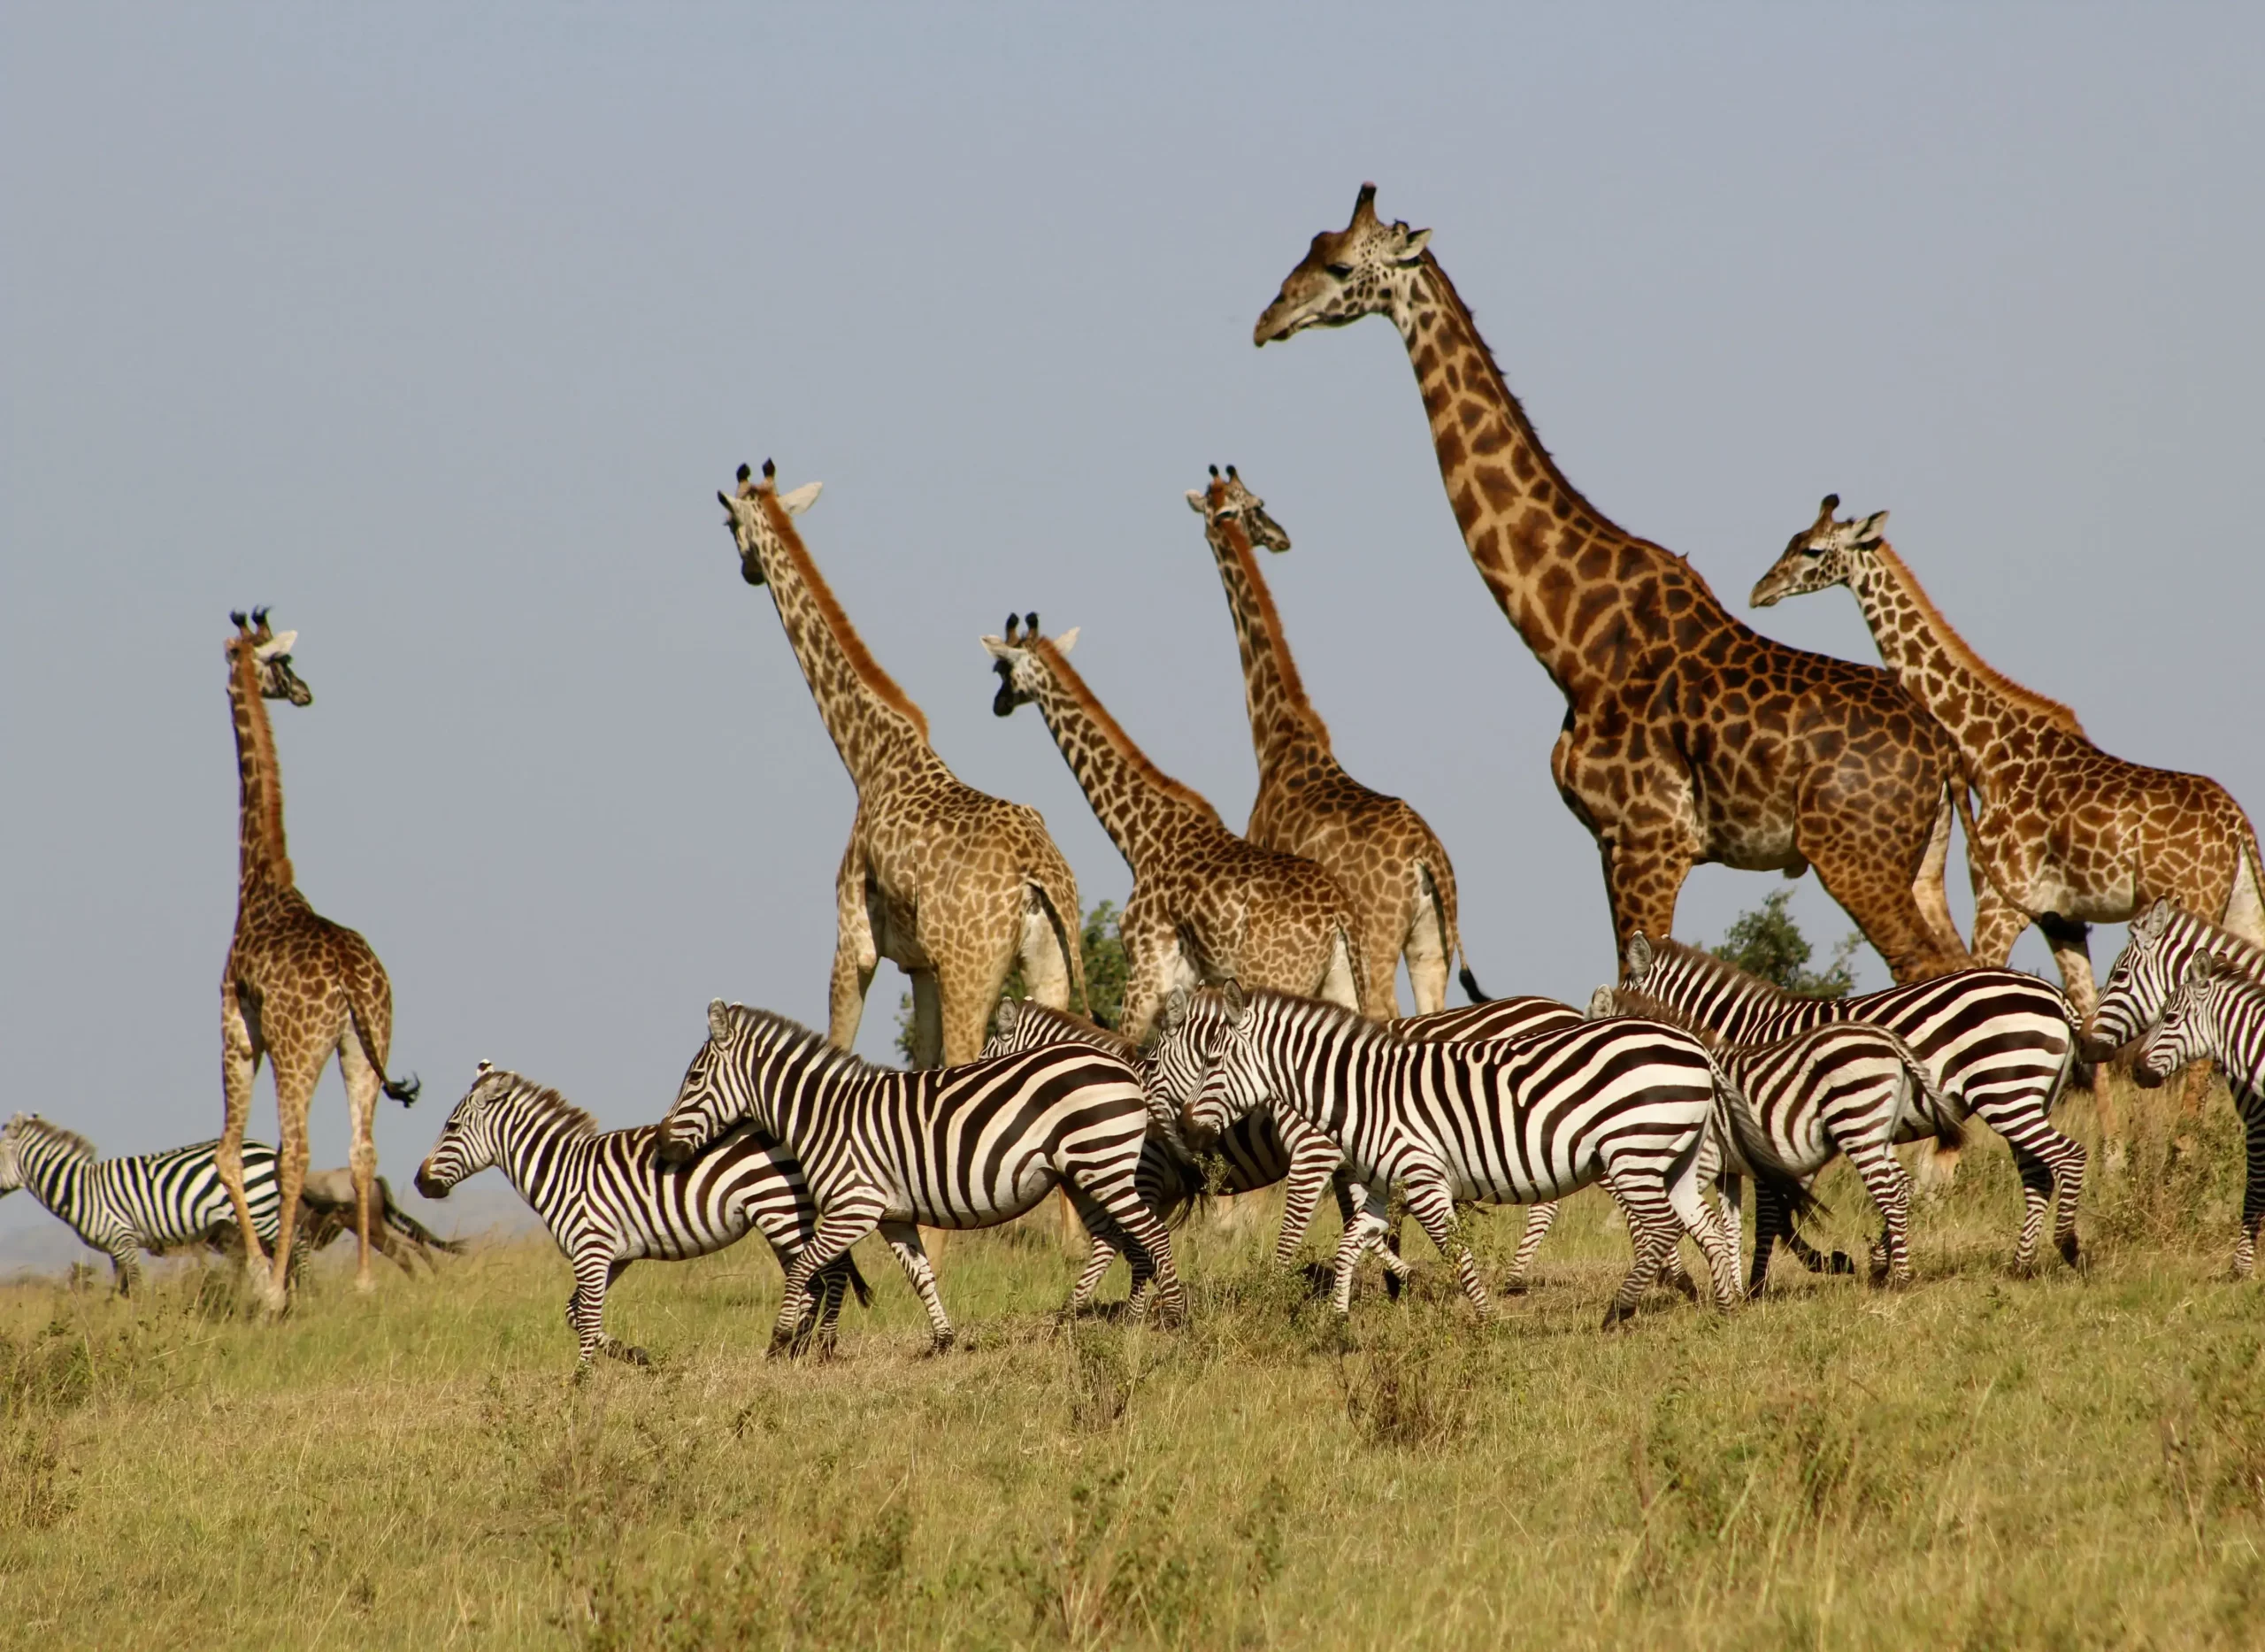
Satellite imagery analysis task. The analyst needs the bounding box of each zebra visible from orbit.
[1171,987,1809,1326]
[661,1002,1180,1352]
[2091,900,2265,1057]
[1621,933,2085,1273]
[1594,984,1951,1291]
[413,1063,871,1369]
[0,1113,283,1293]
[987,994,1583,1307]
[2133,955,2265,1276]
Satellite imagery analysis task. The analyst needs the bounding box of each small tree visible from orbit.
[1710,889,1861,999]
[895,899,1130,1063]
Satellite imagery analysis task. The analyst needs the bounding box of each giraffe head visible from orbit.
[1185,464,1292,553]
[226,608,312,706]
[1254,183,1432,347]
[983,612,1079,718]
[717,458,824,588]
[1750,495,1888,609]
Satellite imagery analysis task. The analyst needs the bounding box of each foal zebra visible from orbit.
[413,1064,871,1368]
[1594,986,1949,1291]
[1173,988,1803,1325]
[1622,934,2084,1272]
[2092,901,2265,1055]
[663,1003,1179,1351]
[0,1114,282,1293]
[2134,957,2265,1276]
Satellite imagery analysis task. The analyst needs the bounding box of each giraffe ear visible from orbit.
[1053,626,1079,655]
[1624,933,1654,980]
[1855,511,1888,545]
[980,635,1013,660]
[1186,489,1209,515]
[253,630,296,662]
[1395,227,1432,262]
[777,481,822,516]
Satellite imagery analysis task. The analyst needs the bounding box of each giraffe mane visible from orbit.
[1214,508,1332,751]
[756,491,932,742]
[1604,985,1726,1049]
[1030,637,1225,824]
[8,1115,97,1161]
[1641,935,1803,1007]
[1870,543,2086,738]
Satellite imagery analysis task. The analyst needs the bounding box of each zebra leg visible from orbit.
[1972,1098,2086,1272]
[2234,1097,2265,1279]
[1270,1116,1346,1275]
[1061,1183,1151,1317]
[1748,1182,1785,1298]
[1502,1202,1560,1294]
[1846,1143,1915,1288]
[1662,1150,1739,1309]
[104,1239,144,1297]
[1331,1174,1415,1300]
[1079,1182,1184,1327]
[1398,1171,1492,1319]
[564,1252,628,1372]
[1716,1172,1745,1279]
[877,1220,957,1353]
[776,1205,884,1355]
[1600,1168,1682,1330]
[1328,1187,1394,1316]
[1066,1234,1123,1316]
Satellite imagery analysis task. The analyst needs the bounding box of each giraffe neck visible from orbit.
[1019,639,1222,873]
[226,647,296,894]
[1840,543,2083,757]
[1397,255,1725,703]
[1202,514,1332,777]
[749,494,948,795]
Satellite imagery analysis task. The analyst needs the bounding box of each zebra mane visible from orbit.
[1607,986,1727,1050]
[5,1114,97,1162]
[1249,988,1394,1046]
[2155,904,2265,982]
[488,1074,601,1140]
[721,1004,894,1083]
[1002,1001,1140,1060]
[1639,936,1802,1008]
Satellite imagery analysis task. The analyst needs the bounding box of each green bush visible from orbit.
[1710,889,1860,998]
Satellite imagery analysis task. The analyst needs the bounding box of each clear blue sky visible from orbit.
[4,5,2260,1256]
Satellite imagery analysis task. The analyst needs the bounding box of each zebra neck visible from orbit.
[496,1118,596,1220]
[2207,997,2265,1095]
[16,1145,88,1226]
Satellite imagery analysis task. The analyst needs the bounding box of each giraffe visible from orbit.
[985,615,1372,1042]
[1186,464,1476,1015]
[1253,186,1974,983]
[1753,496,2265,1126]
[216,609,419,1311]
[716,462,1087,1070]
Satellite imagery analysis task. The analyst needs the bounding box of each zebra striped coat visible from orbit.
[2092,901,2265,1056]
[1597,987,1948,1291]
[2136,957,2265,1276]
[0,1113,282,1294]
[1622,934,2084,1272]
[664,1002,1179,1351]
[1171,987,1796,1325]
[413,1064,869,1368]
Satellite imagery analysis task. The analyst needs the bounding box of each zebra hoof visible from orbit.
[922,1333,956,1358]
[2057,1233,2083,1270]
[623,1345,652,1368]
[1599,1304,1636,1333]
[1381,1267,1404,1302]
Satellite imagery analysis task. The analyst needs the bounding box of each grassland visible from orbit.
[4,1080,2263,1651]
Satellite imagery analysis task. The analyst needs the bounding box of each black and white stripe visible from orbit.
[413,1064,870,1368]
[663,1001,1179,1350]
[1170,987,1797,1326]
[0,1113,281,1293]
[1623,934,2084,1272]
[2137,957,2265,1276]
[2093,901,2265,1054]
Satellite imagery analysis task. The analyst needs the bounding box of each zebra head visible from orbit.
[1148,987,1237,1120]
[1180,985,1271,1148]
[227,608,312,707]
[0,1115,24,1196]
[659,1002,760,1166]
[2137,953,2228,1085]
[1749,495,1887,610]
[2091,900,2183,1055]
[415,1064,515,1197]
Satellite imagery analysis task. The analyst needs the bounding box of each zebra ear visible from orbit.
[708,999,732,1039]
[2135,901,2174,941]
[994,998,1019,1037]
[2183,952,2217,987]
[1221,979,1248,1022]
[1623,933,1654,980]
[1585,986,1617,1019]
[1157,990,1187,1034]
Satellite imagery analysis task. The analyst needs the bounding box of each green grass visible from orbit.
[4,1078,2263,1650]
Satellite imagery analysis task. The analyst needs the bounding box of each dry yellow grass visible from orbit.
[3,1077,2261,1650]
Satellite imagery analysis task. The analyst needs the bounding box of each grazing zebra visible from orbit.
[0,1113,281,1293]
[2134,956,2265,1276]
[662,1003,1180,1352]
[1622,934,2084,1273]
[1171,987,1805,1325]
[413,1064,871,1369]
[1596,985,1949,1291]
[988,994,1582,1306]
[2092,900,2265,1055]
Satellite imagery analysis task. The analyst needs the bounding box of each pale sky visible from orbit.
[5,5,2260,1260]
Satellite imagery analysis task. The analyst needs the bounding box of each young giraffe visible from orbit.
[1253,186,1973,982]
[216,610,419,1310]
[986,617,1372,1042]
[1186,465,1476,1014]
[1754,496,2265,1123]
[716,463,1087,1070]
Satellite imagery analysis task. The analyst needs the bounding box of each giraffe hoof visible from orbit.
[353,1272,379,1296]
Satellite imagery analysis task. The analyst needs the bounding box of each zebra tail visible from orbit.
[348,995,421,1106]
[1707,1055,1823,1222]
[1881,1032,1967,1154]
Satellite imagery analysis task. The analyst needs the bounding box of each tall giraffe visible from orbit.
[1253,186,1973,982]
[1753,496,2265,1033]
[216,610,419,1310]
[717,462,1086,1069]
[1186,464,1474,1013]
[985,616,1371,1042]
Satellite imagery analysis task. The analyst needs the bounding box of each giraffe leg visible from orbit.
[264,1049,324,1313]
[827,836,879,1054]
[1909,789,1969,965]
[1601,835,1694,966]
[2037,914,2120,1144]
[1109,900,1182,1047]
[1401,874,1448,1017]
[337,1033,383,1295]
[217,987,271,1282]
[1806,826,1969,985]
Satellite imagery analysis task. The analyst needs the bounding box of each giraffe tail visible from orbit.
[348,995,421,1106]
